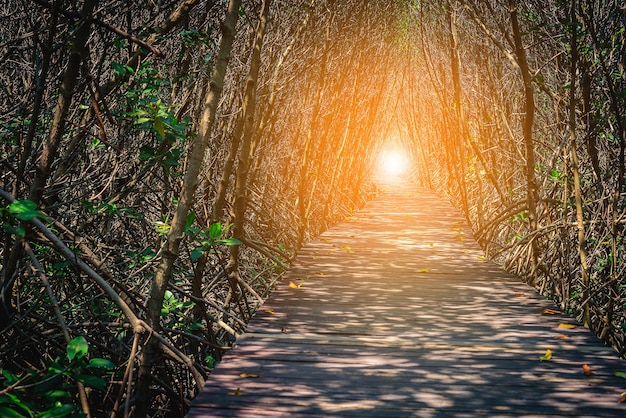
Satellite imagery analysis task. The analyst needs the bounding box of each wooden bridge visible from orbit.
[188,181,626,417]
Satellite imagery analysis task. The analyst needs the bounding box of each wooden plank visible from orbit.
[188,184,626,417]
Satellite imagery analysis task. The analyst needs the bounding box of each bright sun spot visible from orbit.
[377,147,410,179]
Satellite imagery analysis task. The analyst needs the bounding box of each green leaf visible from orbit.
[209,222,222,239]
[185,211,196,232]
[204,355,216,368]
[87,358,115,370]
[190,246,205,261]
[164,290,176,302]
[0,393,31,416]
[66,336,88,361]
[220,238,242,246]
[76,374,107,391]
[111,61,126,76]
[44,390,70,398]
[2,369,19,385]
[154,221,170,236]
[8,200,43,221]
[134,117,152,125]
[614,371,626,379]
[0,406,27,418]
[154,116,166,138]
[2,223,25,237]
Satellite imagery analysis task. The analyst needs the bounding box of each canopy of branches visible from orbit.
[0,0,624,416]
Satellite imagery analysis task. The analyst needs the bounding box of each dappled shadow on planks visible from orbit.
[189,182,626,417]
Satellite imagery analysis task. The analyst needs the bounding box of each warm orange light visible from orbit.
[377,147,410,178]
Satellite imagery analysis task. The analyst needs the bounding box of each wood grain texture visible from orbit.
[188,182,626,417]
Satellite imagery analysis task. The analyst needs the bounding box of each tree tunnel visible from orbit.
[1,0,625,415]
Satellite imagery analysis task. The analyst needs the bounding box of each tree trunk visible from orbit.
[227,0,272,305]
[134,0,241,415]
[509,0,540,284]
[448,1,470,219]
[567,0,590,327]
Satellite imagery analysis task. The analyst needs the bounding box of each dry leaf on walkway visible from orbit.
[620,392,626,403]
[416,268,430,273]
[540,308,562,315]
[227,388,241,396]
[540,349,553,361]
[558,323,577,329]
[340,245,355,253]
[239,373,260,378]
[582,364,595,376]
[264,309,275,315]
[289,281,302,288]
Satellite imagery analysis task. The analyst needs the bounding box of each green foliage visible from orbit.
[160,290,204,331]
[114,61,190,176]
[82,200,141,219]
[127,246,156,269]
[204,355,216,368]
[180,30,213,48]
[7,200,45,221]
[0,337,115,417]
[189,222,242,261]
[1,200,47,238]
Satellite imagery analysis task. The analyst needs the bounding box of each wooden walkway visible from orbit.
[188,182,626,417]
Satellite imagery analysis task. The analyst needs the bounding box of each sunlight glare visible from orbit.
[377,147,410,179]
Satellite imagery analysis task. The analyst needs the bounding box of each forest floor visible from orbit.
[188,180,626,417]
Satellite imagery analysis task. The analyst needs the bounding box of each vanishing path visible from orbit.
[189,181,626,417]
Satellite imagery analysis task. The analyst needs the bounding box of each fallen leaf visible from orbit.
[477,255,486,261]
[541,308,562,315]
[514,293,526,297]
[288,281,302,289]
[620,392,626,403]
[317,271,326,276]
[227,387,241,396]
[540,349,553,361]
[614,371,626,379]
[239,373,260,378]
[582,364,595,376]
[340,245,355,253]
[429,243,435,247]
[416,268,430,273]
[558,323,577,329]
[263,309,275,315]
[556,335,570,339]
